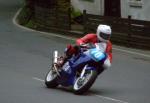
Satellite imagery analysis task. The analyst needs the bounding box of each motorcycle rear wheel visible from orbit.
[73,70,98,94]
[45,66,59,88]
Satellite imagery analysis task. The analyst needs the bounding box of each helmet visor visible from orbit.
[100,32,110,40]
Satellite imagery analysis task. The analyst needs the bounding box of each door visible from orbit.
[104,0,121,17]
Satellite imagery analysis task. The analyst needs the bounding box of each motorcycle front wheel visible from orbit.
[45,65,59,88]
[73,70,98,94]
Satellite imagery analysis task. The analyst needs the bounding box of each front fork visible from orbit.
[80,65,88,78]
[80,65,97,78]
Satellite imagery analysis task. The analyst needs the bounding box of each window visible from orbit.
[129,0,143,7]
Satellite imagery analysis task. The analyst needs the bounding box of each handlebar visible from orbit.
[79,43,96,49]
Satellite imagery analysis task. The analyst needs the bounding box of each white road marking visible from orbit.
[113,47,150,58]
[94,94,128,103]
[33,77,128,103]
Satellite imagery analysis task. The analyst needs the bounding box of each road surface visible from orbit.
[0,0,150,103]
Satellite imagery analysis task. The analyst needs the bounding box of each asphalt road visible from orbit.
[0,0,150,103]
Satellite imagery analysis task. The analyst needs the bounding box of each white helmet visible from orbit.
[96,24,112,42]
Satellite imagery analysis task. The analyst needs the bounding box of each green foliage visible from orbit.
[17,6,31,25]
[57,0,70,12]
[71,7,82,19]
[17,5,36,29]
[25,20,36,29]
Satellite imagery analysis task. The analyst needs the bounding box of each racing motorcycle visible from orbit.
[45,43,107,94]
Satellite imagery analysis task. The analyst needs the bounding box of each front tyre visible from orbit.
[73,70,98,94]
[45,66,59,88]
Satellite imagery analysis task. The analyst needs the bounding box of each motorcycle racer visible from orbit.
[58,24,112,70]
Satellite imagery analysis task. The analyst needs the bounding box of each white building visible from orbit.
[71,0,150,21]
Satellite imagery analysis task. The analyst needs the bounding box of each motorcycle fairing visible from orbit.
[57,48,106,87]
[58,54,94,86]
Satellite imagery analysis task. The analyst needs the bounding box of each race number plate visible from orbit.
[89,48,105,62]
